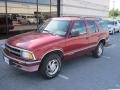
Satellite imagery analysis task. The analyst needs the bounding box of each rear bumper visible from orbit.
[2,49,40,72]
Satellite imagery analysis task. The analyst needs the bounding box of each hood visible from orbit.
[7,31,64,51]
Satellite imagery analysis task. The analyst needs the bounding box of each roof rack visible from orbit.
[59,16,102,20]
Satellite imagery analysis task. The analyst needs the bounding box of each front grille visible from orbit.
[5,44,21,57]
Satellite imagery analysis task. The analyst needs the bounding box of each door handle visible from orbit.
[86,37,89,39]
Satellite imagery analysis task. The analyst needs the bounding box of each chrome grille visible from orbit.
[5,44,21,56]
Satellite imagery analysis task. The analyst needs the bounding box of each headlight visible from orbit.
[21,51,34,60]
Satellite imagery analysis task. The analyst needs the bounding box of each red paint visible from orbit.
[3,17,109,72]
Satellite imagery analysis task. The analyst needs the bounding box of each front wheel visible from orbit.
[40,53,62,79]
[92,42,104,58]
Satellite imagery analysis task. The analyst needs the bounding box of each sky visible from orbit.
[109,0,120,10]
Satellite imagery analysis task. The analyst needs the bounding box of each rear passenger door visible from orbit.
[86,20,99,47]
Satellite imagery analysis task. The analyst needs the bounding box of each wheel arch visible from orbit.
[39,49,64,67]
[99,39,106,46]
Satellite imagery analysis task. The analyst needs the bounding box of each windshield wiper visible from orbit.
[42,30,55,35]
[43,30,50,33]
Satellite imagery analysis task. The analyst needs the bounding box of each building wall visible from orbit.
[0,0,110,17]
[60,0,110,17]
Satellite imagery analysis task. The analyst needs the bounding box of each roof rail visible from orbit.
[59,16,102,20]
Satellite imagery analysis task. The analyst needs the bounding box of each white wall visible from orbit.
[60,0,110,17]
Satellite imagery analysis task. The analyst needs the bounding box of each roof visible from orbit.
[52,17,82,21]
[52,16,102,21]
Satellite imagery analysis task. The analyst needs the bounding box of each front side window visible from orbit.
[38,19,70,36]
[87,20,96,33]
[72,20,87,35]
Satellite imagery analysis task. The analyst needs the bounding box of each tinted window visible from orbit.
[87,20,96,33]
[98,20,109,31]
[72,20,87,34]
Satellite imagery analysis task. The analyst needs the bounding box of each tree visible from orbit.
[109,9,119,18]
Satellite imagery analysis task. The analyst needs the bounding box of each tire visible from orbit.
[113,30,115,34]
[118,29,120,33]
[111,30,114,35]
[40,53,62,79]
[92,42,104,58]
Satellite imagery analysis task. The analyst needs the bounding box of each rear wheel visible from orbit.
[92,42,104,58]
[40,53,62,79]
[118,29,120,33]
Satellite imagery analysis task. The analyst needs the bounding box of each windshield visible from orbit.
[38,19,70,36]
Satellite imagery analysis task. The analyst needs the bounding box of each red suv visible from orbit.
[2,17,109,79]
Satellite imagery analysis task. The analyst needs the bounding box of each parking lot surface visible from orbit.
[0,33,120,90]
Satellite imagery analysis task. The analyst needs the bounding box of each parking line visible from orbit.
[59,74,69,80]
[108,89,120,90]
[102,56,111,59]
[106,44,116,49]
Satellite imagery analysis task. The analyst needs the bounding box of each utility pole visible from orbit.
[50,0,52,17]
[5,0,8,34]
[36,0,39,30]
[57,0,60,17]
[113,0,115,19]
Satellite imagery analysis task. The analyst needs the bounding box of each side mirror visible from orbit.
[71,30,79,37]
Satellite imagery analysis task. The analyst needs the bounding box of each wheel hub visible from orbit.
[98,44,103,56]
[47,59,59,75]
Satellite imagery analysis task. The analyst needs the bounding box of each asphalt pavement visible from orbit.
[0,33,120,90]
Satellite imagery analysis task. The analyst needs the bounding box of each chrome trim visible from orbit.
[41,49,64,60]
[64,44,97,56]
[3,49,41,65]
[6,43,36,60]
[6,46,20,55]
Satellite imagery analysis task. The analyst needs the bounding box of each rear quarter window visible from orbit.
[97,20,108,31]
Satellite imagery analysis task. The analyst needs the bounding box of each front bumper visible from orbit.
[2,49,41,72]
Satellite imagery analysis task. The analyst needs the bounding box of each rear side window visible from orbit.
[72,20,87,35]
[87,20,96,33]
[97,20,108,31]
